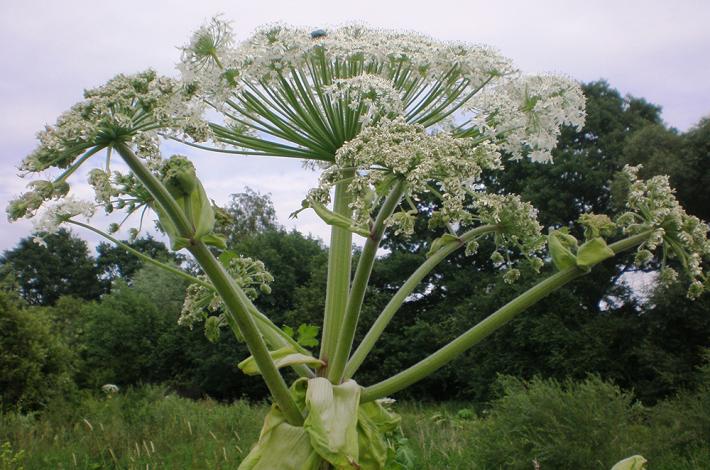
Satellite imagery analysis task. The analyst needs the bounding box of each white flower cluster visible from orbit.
[178,19,583,163]
[10,70,211,224]
[20,70,208,174]
[617,165,709,299]
[101,384,120,395]
[466,74,586,163]
[323,75,404,126]
[179,256,274,329]
[310,117,502,231]
[181,22,515,101]
[31,196,95,236]
[175,18,585,245]
[471,192,545,262]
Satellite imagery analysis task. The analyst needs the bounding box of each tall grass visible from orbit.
[1,378,709,469]
[0,386,264,469]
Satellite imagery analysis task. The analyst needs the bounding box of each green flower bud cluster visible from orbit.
[472,193,545,281]
[616,165,709,299]
[179,252,275,342]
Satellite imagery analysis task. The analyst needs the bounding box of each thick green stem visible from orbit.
[319,170,354,374]
[360,230,652,402]
[112,142,304,425]
[328,180,405,383]
[67,219,314,378]
[344,224,499,379]
[189,242,303,424]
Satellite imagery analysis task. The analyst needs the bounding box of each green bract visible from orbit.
[241,378,405,469]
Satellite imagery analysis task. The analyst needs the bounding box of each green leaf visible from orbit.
[357,401,403,469]
[610,455,647,470]
[310,200,371,238]
[239,406,320,470]
[201,232,227,249]
[191,182,215,239]
[576,237,615,270]
[297,323,320,348]
[426,234,459,258]
[548,230,578,271]
[238,347,324,376]
[303,378,361,468]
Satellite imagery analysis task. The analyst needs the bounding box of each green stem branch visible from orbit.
[189,243,304,424]
[328,180,405,383]
[360,230,652,402]
[112,141,304,424]
[319,170,355,374]
[66,219,314,378]
[344,224,499,379]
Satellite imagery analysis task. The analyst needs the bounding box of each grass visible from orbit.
[1,380,709,469]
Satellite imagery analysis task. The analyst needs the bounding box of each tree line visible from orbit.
[1,80,708,411]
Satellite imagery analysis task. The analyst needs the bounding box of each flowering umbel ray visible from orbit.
[179,20,585,163]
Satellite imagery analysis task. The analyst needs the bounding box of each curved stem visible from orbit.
[327,180,405,382]
[189,242,303,424]
[112,141,303,424]
[53,146,106,184]
[360,230,652,402]
[319,170,355,374]
[65,219,207,287]
[344,224,499,379]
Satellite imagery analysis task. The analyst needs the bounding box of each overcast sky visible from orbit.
[1,0,709,253]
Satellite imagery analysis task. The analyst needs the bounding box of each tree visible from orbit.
[0,291,76,410]
[96,235,181,284]
[80,277,180,387]
[0,229,104,305]
[217,187,279,247]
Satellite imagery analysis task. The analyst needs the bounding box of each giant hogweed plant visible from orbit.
[9,17,709,469]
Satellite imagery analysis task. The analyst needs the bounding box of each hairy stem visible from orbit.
[344,224,499,379]
[360,230,652,402]
[328,180,405,383]
[319,170,354,375]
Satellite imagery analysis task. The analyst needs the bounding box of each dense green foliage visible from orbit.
[0,229,104,305]
[96,235,183,284]
[0,291,76,411]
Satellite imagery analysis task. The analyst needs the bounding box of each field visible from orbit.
[1,377,709,470]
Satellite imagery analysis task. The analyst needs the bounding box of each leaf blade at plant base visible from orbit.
[238,405,320,470]
[304,378,361,468]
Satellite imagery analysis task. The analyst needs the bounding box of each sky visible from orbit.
[1,0,709,253]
